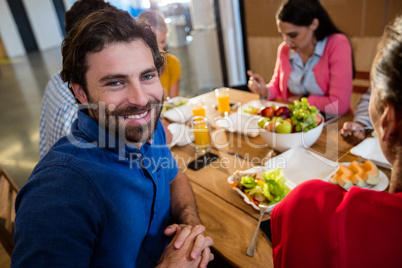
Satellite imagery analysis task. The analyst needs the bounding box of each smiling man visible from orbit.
[72,40,163,145]
[11,8,213,268]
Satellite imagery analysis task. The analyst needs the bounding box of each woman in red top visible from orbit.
[271,15,402,268]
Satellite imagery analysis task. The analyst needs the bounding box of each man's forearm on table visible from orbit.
[170,171,201,226]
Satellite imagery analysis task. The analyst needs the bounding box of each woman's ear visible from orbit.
[71,83,88,104]
[311,18,319,31]
[381,103,398,142]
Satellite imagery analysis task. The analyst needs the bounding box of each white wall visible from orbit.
[22,0,64,51]
[63,0,76,11]
[0,0,26,58]
[219,0,246,87]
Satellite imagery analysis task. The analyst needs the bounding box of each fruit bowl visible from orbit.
[259,114,324,152]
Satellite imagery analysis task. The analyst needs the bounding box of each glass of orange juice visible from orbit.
[192,100,206,118]
[190,116,211,153]
[215,87,230,116]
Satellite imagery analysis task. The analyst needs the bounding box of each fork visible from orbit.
[259,88,266,105]
[246,204,269,257]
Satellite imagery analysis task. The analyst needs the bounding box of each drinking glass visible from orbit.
[190,116,211,153]
[215,87,230,116]
[192,100,206,118]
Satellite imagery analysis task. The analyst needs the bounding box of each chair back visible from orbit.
[0,169,19,256]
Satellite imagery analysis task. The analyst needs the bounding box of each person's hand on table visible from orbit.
[247,70,269,98]
[157,224,214,268]
[161,118,173,146]
[340,121,366,145]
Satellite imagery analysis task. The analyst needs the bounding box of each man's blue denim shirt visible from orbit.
[12,110,179,267]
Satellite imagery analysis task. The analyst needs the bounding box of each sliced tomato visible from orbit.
[252,198,261,206]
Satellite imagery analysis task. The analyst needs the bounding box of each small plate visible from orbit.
[350,137,391,169]
[165,96,189,107]
[339,162,389,191]
[162,97,191,123]
[216,112,260,138]
[239,100,285,116]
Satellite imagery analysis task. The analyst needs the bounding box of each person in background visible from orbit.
[39,0,114,158]
[139,10,181,99]
[39,1,172,158]
[270,15,402,267]
[340,89,373,145]
[12,8,213,267]
[247,0,353,115]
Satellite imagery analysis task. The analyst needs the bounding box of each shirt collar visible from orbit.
[289,37,328,60]
[314,37,327,57]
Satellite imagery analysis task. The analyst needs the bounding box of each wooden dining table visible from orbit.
[168,88,391,267]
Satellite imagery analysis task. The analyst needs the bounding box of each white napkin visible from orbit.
[167,123,194,148]
[216,112,260,138]
[350,137,391,169]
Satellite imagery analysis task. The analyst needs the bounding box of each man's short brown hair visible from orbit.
[60,8,165,100]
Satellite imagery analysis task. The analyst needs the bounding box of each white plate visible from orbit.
[239,100,286,116]
[338,162,389,191]
[216,112,260,138]
[167,123,194,148]
[350,137,391,169]
[228,147,339,213]
[161,97,191,123]
[166,96,189,107]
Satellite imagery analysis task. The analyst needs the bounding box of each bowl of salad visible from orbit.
[256,98,324,152]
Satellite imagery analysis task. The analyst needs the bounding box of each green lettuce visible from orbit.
[239,168,290,206]
[262,168,284,182]
[241,175,256,189]
[245,185,265,202]
[261,168,290,204]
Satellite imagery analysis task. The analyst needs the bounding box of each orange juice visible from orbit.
[192,118,210,152]
[193,128,210,150]
[217,93,230,114]
[192,105,206,117]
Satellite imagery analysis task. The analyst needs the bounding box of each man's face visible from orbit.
[72,40,164,146]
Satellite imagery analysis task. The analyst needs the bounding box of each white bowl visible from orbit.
[259,114,324,152]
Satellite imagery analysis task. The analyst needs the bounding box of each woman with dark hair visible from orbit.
[248,0,353,115]
[270,14,402,268]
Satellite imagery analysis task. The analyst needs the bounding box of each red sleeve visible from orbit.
[271,180,346,268]
[271,179,402,267]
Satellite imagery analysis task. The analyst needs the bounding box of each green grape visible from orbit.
[289,98,320,132]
